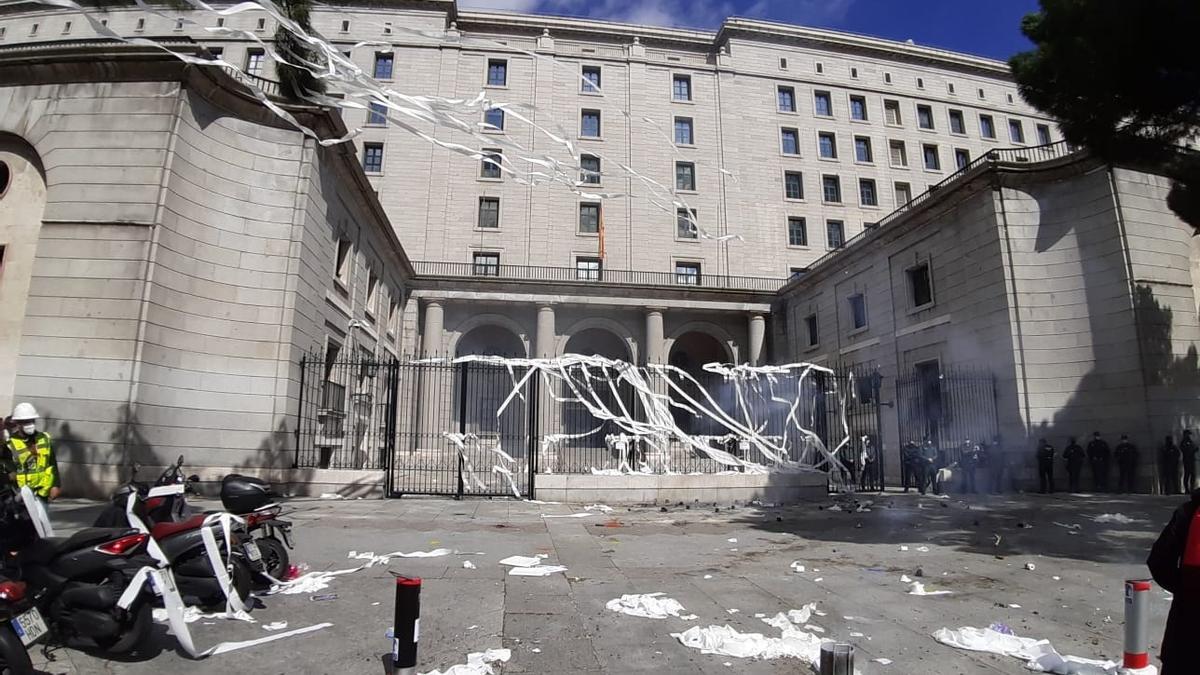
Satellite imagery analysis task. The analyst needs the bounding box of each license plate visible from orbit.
[11,607,48,646]
[244,542,263,562]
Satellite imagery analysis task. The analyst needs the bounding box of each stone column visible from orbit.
[417,300,446,451]
[747,313,765,366]
[532,305,558,471]
[535,305,556,358]
[644,309,665,365]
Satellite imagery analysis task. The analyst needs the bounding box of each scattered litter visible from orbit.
[262,621,288,631]
[605,593,689,619]
[672,622,823,662]
[420,647,511,675]
[152,606,254,625]
[900,575,913,583]
[318,493,345,500]
[813,610,827,617]
[916,546,930,552]
[727,608,740,614]
[310,593,337,602]
[372,602,381,606]
[541,513,593,519]
[727,538,738,543]
[584,504,614,513]
[1094,513,1136,524]
[1052,576,1061,581]
[1009,604,1022,609]
[508,565,568,577]
[855,503,872,513]
[874,658,893,665]
[908,582,952,596]
[530,648,541,654]
[723,662,732,667]
[351,549,451,563]
[813,578,823,583]
[790,562,806,573]
[463,561,477,570]
[1024,563,1036,571]
[933,626,1133,674]
[993,534,1002,546]
[899,545,909,552]
[850,632,865,637]
[1053,522,1082,531]
[704,575,713,580]
[498,556,543,568]
[680,614,698,621]
[803,624,825,633]
[827,505,843,512]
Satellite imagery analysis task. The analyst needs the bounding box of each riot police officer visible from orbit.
[1036,438,1056,494]
[1181,430,1197,492]
[1115,434,1138,493]
[1086,431,1111,492]
[1160,435,1181,495]
[1063,436,1085,493]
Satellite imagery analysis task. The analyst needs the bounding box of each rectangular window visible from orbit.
[859,178,877,206]
[674,117,694,145]
[781,128,800,155]
[245,49,264,76]
[341,20,349,32]
[172,19,181,32]
[480,149,503,179]
[916,77,924,89]
[1009,119,1025,143]
[472,252,500,276]
[787,217,807,246]
[827,219,845,249]
[675,262,701,285]
[894,181,912,205]
[675,162,696,191]
[922,144,940,171]
[884,72,892,84]
[917,104,935,130]
[780,57,788,69]
[135,18,144,31]
[850,95,867,121]
[815,62,824,74]
[672,74,691,101]
[581,154,601,184]
[215,17,222,28]
[373,52,393,80]
[256,17,266,31]
[949,109,965,134]
[805,314,819,347]
[888,140,907,167]
[854,136,873,163]
[367,101,388,126]
[484,107,505,131]
[980,114,996,139]
[954,148,970,169]
[581,110,601,137]
[365,272,378,320]
[362,142,384,173]
[383,22,392,34]
[581,65,601,93]
[676,208,698,239]
[477,197,500,228]
[576,257,602,281]
[777,85,796,112]
[784,171,803,200]
[579,202,601,233]
[884,99,901,125]
[387,300,399,337]
[486,59,507,86]
[814,90,832,117]
[335,239,352,284]
[848,293,867,329]
[909,263,933,308]
[822,175,841,203]
[818,132,837,159]
[850,67,859,79]
[947,82,956,94]
[1036,124,1052,145]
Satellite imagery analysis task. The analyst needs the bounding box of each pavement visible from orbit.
[25,488,1180,675]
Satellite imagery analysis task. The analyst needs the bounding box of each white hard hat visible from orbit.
[11,402,38,421]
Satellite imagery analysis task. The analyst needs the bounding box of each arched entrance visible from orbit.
[560,329,631,455]
[667,331,731,435]
[454,324,527,440]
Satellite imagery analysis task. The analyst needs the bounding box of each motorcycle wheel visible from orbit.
[230,557,253,605]
[94,601,150,655]
[0,625,34,675]
[256,537,290,581]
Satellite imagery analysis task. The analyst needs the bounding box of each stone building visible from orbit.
[0,2,1196,496]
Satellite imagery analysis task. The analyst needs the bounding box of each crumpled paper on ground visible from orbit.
[933,626,1152,674]
[152,606,256,625]
[606,593,689,619]
[268,549,451,596]
[1093,514,1136,524]
[585,504,615,513]
[419,648,512,675]
[673,603,847,670]
[909,582,952,596]
[498,555,544,568]
[509,565,568,576]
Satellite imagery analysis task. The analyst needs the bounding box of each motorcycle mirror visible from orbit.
[176,455,184,466]
[187,474,200,483]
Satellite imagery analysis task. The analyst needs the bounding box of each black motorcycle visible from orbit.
[0,487,157,655]
[0,575,40,675]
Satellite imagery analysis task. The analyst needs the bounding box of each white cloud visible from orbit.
[458,0,543,11]
[459,0,857,30]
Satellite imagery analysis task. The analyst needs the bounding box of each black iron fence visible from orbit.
[412,261,785,293]
[896,365,999,467]
[295,356,889,497]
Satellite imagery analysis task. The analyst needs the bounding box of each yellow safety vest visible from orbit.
[9,432,55,498]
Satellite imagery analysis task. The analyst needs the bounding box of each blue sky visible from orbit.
[458,0,1043,61]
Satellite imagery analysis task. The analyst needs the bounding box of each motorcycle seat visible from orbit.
[20,527,140,563]
[150,514,209,540]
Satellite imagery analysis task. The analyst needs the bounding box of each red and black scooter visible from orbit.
[0,575,38,674]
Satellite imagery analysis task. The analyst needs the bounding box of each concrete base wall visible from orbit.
[533,471,828,505]
[58,461,385,500]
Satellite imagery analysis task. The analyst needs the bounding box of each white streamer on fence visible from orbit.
[432,354,852,498]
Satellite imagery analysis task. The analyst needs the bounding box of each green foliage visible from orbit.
[1010,0,1200,230]
[274,0,326,101]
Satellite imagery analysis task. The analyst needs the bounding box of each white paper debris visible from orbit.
[790,561,806,573]
[874,658,893,665]
[463,561,477,570]
[420,648,512,675]
[1053,576,1061,581]
[1010,604,1022,609]
[680,614,698,621]
[530,648,541,653]
[541,513,593,519]
[152,606,255,625]
[672,623,823,662]
[584,504,614,513]
[933,626,1139,674]
[704,575,714,580]
[850,632,865,638]
[804,624,825,633]
[908,582,952,596]
[1024,563,1036,571]
[1053,522,1082,531]
[916,546,930,552]
[727,538,738,543]
[899,546,910,552]
[498,556,543,568]
[1093,513,1136,524]
[900,575,913,583]
[318,493,345,500]
[727,608,740,614]
[813,577,823,582]
[262,621,289,631]
[605,593,688,619]
[508,565,568,577]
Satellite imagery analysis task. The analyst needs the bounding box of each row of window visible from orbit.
[331,238,401,336]
[800,262,934,348]
[469,251,705,286]
[12,14,262,39]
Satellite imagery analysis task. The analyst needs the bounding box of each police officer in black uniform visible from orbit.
[960,439,979,494]
[1037,438,1056,494]
[1182,430,1197,492]
[1087,431,1111,492]
[1161,435,1181,495]
[1115,434,1138,493]
[1063,437,1085,492]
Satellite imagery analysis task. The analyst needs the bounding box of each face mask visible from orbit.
[20,423,35,436]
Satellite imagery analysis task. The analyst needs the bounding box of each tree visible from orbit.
[273,0,325,101]
[1010,0,1200,231]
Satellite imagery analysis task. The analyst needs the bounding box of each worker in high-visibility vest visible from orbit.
[6,402,60,501]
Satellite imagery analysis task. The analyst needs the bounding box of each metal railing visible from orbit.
[896,365,999,468]
[220,64,282,98]
[413,261,786,293]
[796,140,1079,280]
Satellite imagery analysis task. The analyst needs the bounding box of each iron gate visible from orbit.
[896,364,999,467]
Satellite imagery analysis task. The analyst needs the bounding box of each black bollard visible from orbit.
[393,576,421,674]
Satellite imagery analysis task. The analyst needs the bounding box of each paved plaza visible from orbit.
[31,490,1177,674]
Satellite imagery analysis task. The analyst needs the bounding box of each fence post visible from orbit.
[456,361,468,501]
[382,359,400,495]
[527,370,538,500]
[294,355,306,469]
[874,373,885,490]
